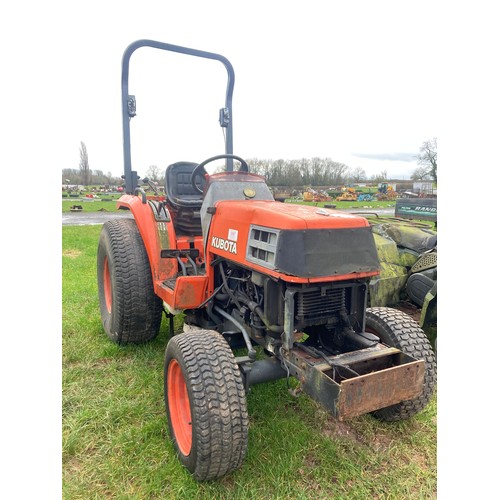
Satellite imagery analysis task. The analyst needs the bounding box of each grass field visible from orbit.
[62,196,397,213]
[62,197,123,213]
[62,224,437,498]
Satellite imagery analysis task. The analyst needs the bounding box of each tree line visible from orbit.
[249,137,437,186]
[62,167,123,187]
[63,139,437,188]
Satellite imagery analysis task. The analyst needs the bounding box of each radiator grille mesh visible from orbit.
[295,288,346,324]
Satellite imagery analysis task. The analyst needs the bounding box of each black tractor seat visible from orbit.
[164,161,205,236]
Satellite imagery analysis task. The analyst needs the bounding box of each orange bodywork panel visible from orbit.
[159,276,208,310]
[176,236,205,266]
[118,194,377,310]
[116,195,177,282]
[213,200,370,231]
[116,195,208,309]
[160,237,208,310]
[206,200,379,285]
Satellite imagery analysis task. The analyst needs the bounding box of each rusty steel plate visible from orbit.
[337,359,425,420]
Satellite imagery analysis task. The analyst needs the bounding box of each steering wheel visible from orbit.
[191,154,250,194]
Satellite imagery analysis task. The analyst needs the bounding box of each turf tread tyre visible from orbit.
[164,329,249,481]
[97,218,162,344]
[366,306,436,421]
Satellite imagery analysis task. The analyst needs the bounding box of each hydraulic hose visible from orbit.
[213,306,256,361]
[219,263,243,309]
[234,292,282,334]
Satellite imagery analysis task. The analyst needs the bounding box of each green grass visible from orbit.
[62,225,437,499]
[62,196,398,213]
[286,198,397,210]
[62,197,122,213]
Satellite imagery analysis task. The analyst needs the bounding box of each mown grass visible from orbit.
[286,198,397,210]
[62,198,122,213]
[62,197,397,213]
[62,225,437,499]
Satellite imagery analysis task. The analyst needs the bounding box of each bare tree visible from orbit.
[411,166,432,181]
[146,165,162,183]
[416,137,437,183]
[247,158,274,181]
[371,170,388,183]
[79,141,91,185]
[350,167,367,183]
[248,157,352,187]
[326,159,350,186]
[298,158,311,185]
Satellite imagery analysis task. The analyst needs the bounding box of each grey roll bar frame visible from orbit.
[121,39,236,194]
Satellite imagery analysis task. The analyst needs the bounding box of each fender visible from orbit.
[116,194,178,283]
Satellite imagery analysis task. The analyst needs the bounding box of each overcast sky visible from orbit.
[16,1,440,181]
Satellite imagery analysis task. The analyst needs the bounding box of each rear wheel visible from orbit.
[366,306,436,421]
[164,329,249,480]
[97,218,163,344]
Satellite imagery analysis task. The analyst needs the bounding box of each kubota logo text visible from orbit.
[211,236,237,254]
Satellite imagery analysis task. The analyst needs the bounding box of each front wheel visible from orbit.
[366,307,436,421]
[164,329,249,480]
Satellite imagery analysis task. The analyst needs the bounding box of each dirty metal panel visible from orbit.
[174,275,208,309]
[294,344,401,372]
[301,365,342,418]
[286,344,425,421]
[322,345,401,366]
[337,359,425,420]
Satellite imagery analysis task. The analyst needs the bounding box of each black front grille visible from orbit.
[295,287,346,325]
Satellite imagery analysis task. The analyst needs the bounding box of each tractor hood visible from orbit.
[215,200,372,231]
[208,200,380,281]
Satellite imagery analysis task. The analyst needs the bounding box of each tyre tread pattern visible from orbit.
[98,219,162,344]
[166,330,249,481]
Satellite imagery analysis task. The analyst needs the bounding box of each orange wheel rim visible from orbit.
[167,359,192,456]
[103,256,112,313]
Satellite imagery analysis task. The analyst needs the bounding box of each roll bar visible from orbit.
[121,39,236,194]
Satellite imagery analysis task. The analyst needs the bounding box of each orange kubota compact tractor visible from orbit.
[97,40,436,481]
